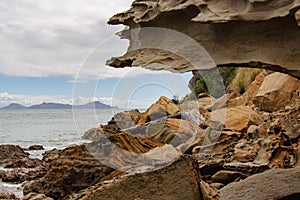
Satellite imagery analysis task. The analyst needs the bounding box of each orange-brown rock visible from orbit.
[212,106,263,133]
[101,124,163,153]
[138,96,180,124]
[228,71,266,107]
[234,140,260,163]
[210,170,247,185]
[200,181,219,200]
[65,156,202,200]
[126,118,202,149]
[253,72,300,112]
[108,109,142,129]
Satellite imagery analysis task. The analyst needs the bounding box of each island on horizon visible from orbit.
[0,101,118,110]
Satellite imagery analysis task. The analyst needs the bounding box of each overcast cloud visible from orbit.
[0,0,142,79]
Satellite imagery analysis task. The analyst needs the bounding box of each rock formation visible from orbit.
[220,167,300,200]
[65,156,202,200]
[107,0,300,79]
[253,72,300,111]
[23,145,115,200]
[0,144,42,168]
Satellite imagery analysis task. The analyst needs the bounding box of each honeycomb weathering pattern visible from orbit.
[107,0,300,79]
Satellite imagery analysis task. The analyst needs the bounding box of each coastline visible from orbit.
[1,72,299,199]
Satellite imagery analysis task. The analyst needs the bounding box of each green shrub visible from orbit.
[190,67,237,98]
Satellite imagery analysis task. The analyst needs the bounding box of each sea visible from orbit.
[0,108,123,149]
[0,108,124,197]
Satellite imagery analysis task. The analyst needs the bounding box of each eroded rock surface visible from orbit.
[107,0,300,79]
[65,156,201,200]
[23,145,115,200]
[220,167,300,200]
[0,144,41,168]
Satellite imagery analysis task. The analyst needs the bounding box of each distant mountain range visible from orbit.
[1,101,117,110]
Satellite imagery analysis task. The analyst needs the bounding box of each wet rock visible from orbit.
[65,156,202,200]
[28,145,44,151]
[23,145,115,200]
[0,144,41,168]
[220,167,300,200]
[138,96,180,124]
[0,192,17,200]
[22,192,53,200]
[0,169,5,179]
[254,72,300,112]
[0,144,29,165]
[2,166,47,183]
[4,158,42,169]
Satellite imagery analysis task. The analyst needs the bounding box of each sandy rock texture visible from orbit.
[65,156,202,200]
[106,0,300,79]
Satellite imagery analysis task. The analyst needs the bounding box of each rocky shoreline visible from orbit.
[0,70,299,200]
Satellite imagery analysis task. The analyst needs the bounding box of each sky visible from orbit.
[0,0,192,109]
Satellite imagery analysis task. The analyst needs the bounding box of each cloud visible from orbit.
[0,0,134,79]
[0,92,73,107]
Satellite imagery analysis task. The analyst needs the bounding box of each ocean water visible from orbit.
[0,108,125,197]
[0,108,123,149]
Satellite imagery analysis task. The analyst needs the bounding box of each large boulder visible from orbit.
[125,118,202,148]
[138,96,180,124]
[253,72,300,112]
[212,106,263,133]
[82,109,142,141]
[65,156,202,200]
[108,109,142,129]
[220,167,300,200]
